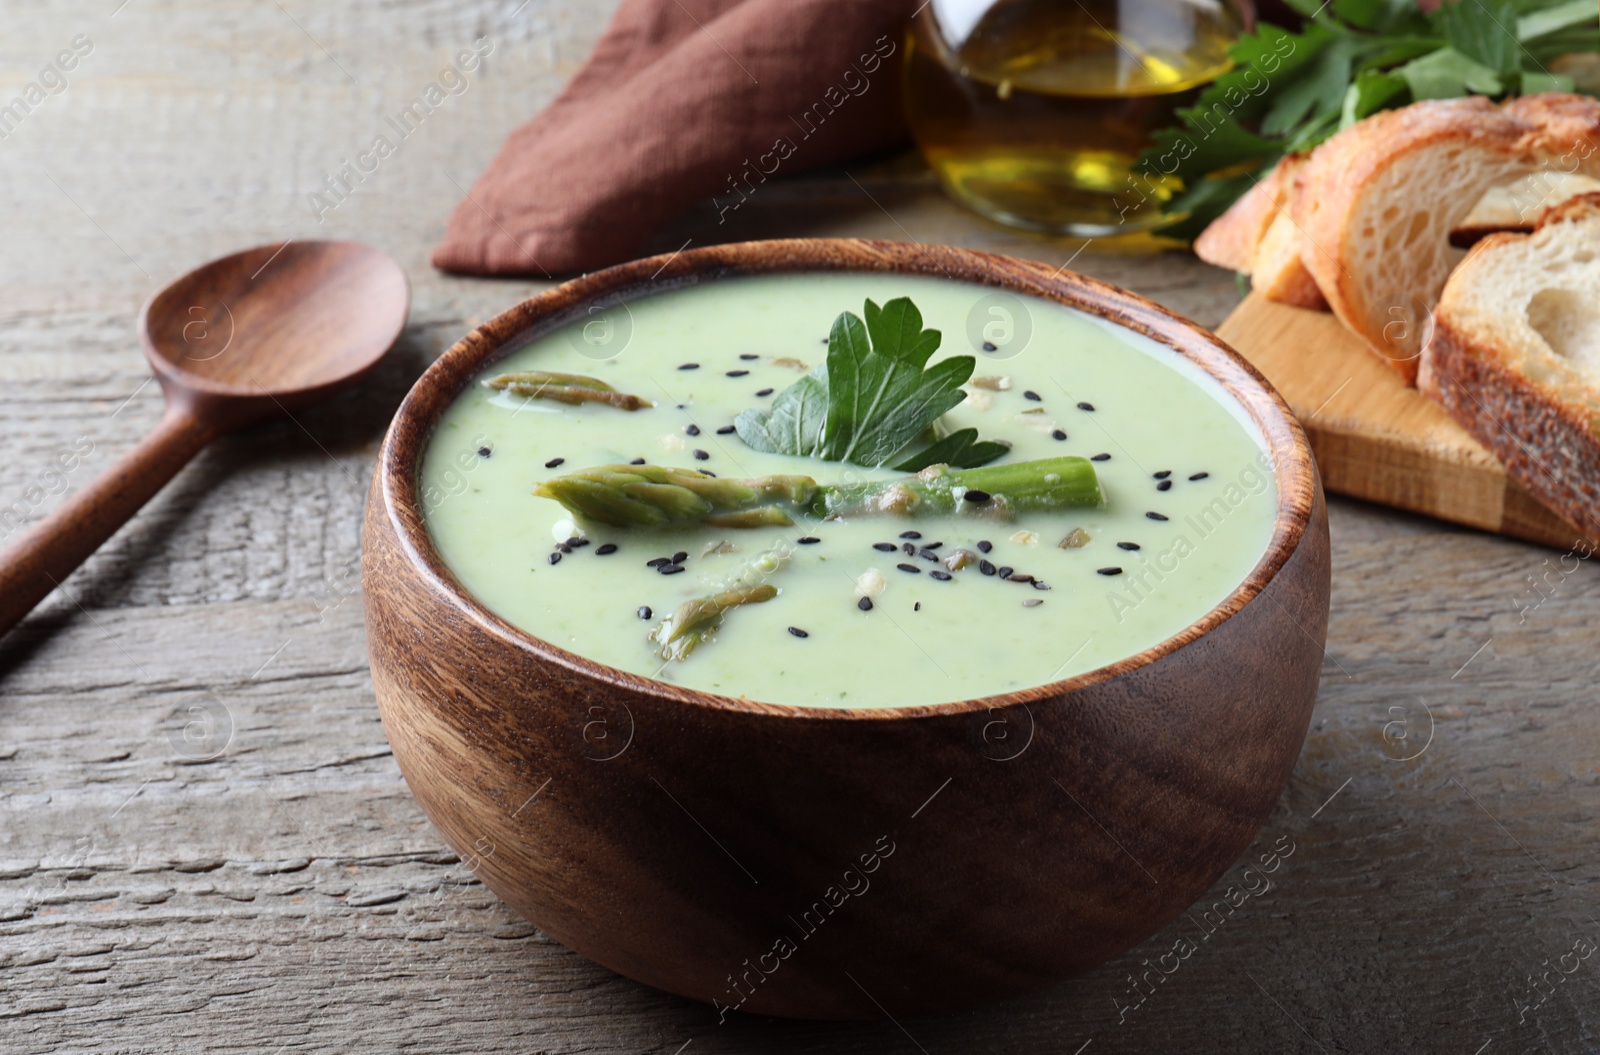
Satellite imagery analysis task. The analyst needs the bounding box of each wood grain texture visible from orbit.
[2,0,1599,1051]
[1217,293,1594,550]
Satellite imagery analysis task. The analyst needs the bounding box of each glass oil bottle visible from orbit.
[904,0,1244,237]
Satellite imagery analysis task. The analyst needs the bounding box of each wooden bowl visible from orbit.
[363,239,1329,1020]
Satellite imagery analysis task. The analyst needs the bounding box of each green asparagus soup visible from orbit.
[420,273,1277,709]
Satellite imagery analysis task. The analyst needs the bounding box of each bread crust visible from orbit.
[1420,318,1600,540]
[1504,92,1600,169]
[1448,220,1535,248]
[1536,190,1600,225]
[1296,97,1534,385]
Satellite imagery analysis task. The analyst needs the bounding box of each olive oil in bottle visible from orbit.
[904,0,1243,236]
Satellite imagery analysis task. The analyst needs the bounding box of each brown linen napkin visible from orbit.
[431,0,916,277]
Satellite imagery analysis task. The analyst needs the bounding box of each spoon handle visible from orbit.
[0,408,214,638]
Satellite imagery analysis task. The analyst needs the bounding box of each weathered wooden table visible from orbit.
[3,2,1596,1051]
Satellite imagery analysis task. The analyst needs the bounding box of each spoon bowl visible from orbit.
[141,240,408,426]
[0,239,409,637]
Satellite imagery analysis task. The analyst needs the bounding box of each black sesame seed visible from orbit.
[477,446,492,458]
[1189,471,1210,481]
[873,542,897,552]
[548,552,562,565]
[977,540,993,553]
[630,457,646,465]
[858,596,873,611]
[726,369,749,377]
[1117,541,1141,551]
[820,337,829,344]
[685,424,701,436]
[567,536,588,548]
[1077,401,1096,412]
[914,602,922,611]
[545,457,565,469]
[646,557,669,568]
[930,570,953,581]
[963,489,992,503]
[693,449,710,461]
[797,536,821,545]
[755,387,774,397]
[896,563,921,574]
[997,566,1014,579]
[903,542,917,556]
[1097,567,1123,576]
[919,548,939,562]
[1051,429,1067,441]
[1146,512,1169,521]
[788,626,809,638]
[1007,573,1034,584]
[900,531,922,539]
[678,362,699,370]
[671,551,689,564]
[701,470,717,477]
[716,425,736,435]
[1157,480,1172,491]
[1023,390,1042,402]
[982,341,997,352]
[924,540,943,549]
[739,353,759,360]
[638,606,652,620]
[979,560,997,576]
[1033,580,1051,590]
[555,543,571,554]
[660,564,686,575]
[1154,470,1171,479]
[1090,453,1111,462]
[596,543,618,555]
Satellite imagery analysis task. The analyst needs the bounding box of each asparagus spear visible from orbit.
[535,457,1102,529]
[535,464,818,528]
[652,583,779,661]
[817,457,1103,520]
[651,545,791,660]
[484,370,653,411]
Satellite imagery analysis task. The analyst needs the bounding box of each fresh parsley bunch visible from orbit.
[1145,0,1600,240]
[736,297,1009,472]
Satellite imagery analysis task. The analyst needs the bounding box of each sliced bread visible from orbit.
[1449,170,1600,247]
[1253,203,1327,309]
[1193,153,1327,309]
[1295,97,1536,383]
[1193,159,1285,273]
[1418,192,1600,539]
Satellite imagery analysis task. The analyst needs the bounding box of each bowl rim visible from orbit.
[373,238,1319,721]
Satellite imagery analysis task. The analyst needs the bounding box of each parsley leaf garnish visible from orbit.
[735,297,1009,471]
[1144,0,1598,241]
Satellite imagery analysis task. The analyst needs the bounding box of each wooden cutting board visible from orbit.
[1216,293,1588,550]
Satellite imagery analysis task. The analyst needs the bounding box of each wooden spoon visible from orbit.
[0,240,409,637]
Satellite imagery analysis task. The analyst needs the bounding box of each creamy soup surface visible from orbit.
[421,274,1278,709]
